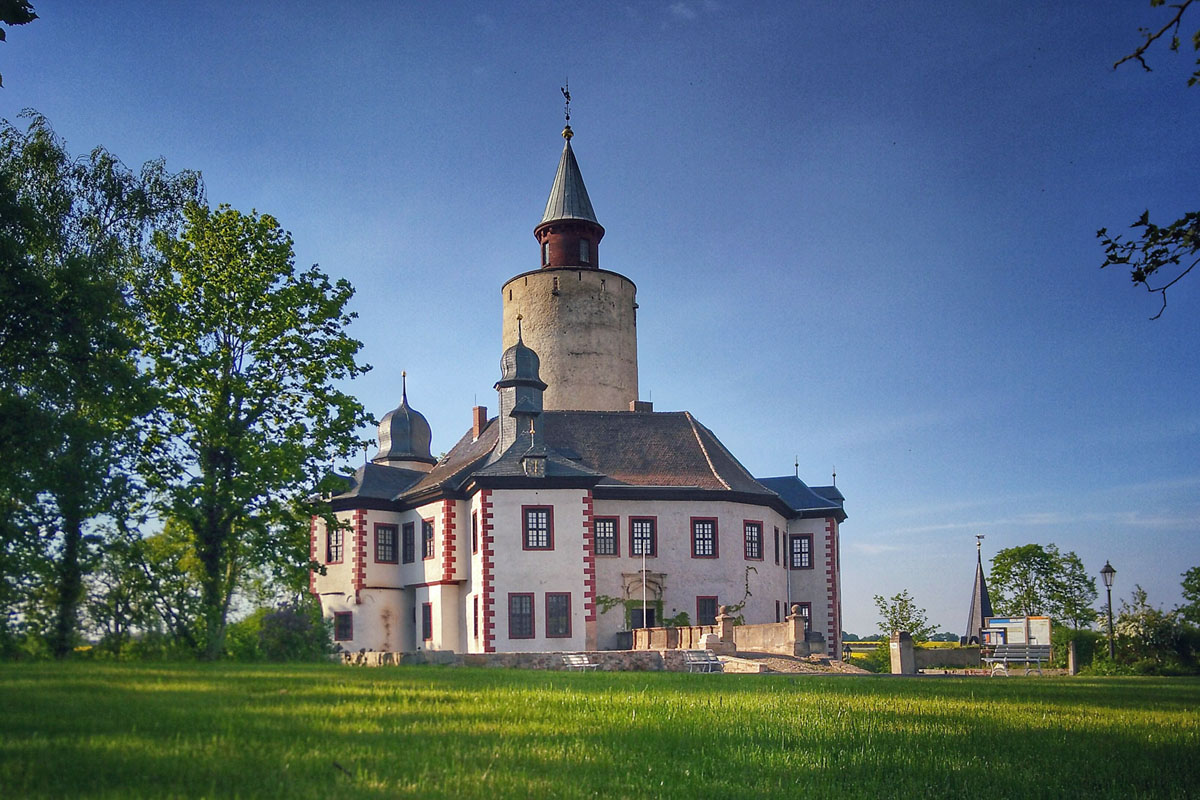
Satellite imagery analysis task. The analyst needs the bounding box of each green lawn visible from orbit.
[1,663,1197,799]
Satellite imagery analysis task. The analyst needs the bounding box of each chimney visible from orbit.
[472,406,488,440]
[630,400,653,412]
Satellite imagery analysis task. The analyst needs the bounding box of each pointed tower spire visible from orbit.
[535,88,605,269]
[963,535,994,644]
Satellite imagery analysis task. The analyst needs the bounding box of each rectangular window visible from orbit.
[630,517,657,557]
[691,518,718,558]
[333,611,352,641]
[775,599,781,623]
[374,524,397,564]
[579,238,590,263]
[472,511,479,554]
[326,527,343,564]
[509,593,534,639]
[421,602,433,641]
[744,521,763,560]
[422,519,435,559]
[798,602,812,632]
[774,526,780,565]
[546,593,571,638]
[473,595,479,640]
[697,596,718,626]
[402,522,415,564]
[790,533,813,569]
[630,607,656,629]
[523,506,553,550]
[593,517,618,556]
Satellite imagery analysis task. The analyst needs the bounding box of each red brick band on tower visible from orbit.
[441,499,457,583]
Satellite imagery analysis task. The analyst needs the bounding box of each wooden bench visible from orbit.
[982,644,1051,676]
[682,649,724,673]
[562,653,599,671]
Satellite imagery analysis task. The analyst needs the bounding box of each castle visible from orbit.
[310,116,846,656]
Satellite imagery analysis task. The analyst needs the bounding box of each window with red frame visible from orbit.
[509,593,534,639]
[744,521,763,560]
[402,522,414,563]
[593,517,618,556]
[375,524,397,563]
[523,507,552,550]
[422,519,435,559]
[333,611,352,641]
[630,517,656,557]
[326,528,343,563]
[546,593,571,638]
[790,533,813,569]
[691,518,718,558]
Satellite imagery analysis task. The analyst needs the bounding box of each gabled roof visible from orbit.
[473,429,605,485]
[540,139,599,226]
[400,419,501,501]
[756,476,847,521]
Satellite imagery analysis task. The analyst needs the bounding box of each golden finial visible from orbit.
[561,81,573,140]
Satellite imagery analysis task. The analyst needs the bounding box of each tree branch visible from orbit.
[1114,0,1196,72]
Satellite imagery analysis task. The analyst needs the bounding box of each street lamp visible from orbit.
[1100,561,1116,659]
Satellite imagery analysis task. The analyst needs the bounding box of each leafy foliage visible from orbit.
[987,542,1097,625]
[134,203,370,659]
[0,1,37,88]
[1100,0,1200,317]
[1179,566,1200,625]
[872,589,935,640]
[0,111,199,657]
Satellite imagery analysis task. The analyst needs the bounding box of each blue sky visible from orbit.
[5,1,1197,635]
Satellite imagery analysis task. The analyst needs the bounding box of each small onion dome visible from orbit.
[496,319,548,390]
[374,373,436,465]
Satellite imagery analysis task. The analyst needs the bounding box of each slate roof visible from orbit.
[333,411,847,521]
[329,462,427,507]
[963,552,994,644]
[756,476,848,521]
[540,139,599,226]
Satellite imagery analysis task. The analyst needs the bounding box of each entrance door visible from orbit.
[631,607,656,629]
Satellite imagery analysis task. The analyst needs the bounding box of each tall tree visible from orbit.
[1098,0,1199,318]
[1049,550,1099,629]
[988,543,1059,617]
[134,203,370,659]
[1180,566,1200,626]
[873,589,936,640]
[0,112,199,657]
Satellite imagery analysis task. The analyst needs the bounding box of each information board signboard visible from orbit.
[985,616,1052,646]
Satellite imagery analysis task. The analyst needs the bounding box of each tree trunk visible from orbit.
[51,511,83,659]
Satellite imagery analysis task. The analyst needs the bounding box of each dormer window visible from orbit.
[579,238,590,263]
[542,241,550,266]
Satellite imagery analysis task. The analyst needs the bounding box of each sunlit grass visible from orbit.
[1,663,1197,798]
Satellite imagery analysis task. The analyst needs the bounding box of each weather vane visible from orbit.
[975,533,985,552]
[561,79,571,123]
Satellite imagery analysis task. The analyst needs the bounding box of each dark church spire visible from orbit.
[535,88,605,269]
[963,535,994,644]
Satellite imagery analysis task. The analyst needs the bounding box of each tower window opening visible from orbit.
[552,276,559,295]
[508,289,512,301]
[542,241,549,266]
[580,238,590,263]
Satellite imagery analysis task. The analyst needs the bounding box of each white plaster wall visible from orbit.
[590,498,793,650]
[488,488,589,652]
[786,517,836,654]
[501,268,639,412]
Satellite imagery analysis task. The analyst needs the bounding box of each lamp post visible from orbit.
[1100,561,1116,659]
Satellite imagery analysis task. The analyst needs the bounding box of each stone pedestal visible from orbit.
[890,631,916,675]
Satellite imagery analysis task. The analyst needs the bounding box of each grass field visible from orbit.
[1,663,1197,799]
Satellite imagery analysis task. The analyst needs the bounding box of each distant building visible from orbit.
[310,119,846,656]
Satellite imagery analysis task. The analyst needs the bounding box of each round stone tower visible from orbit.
[501,123,639,412]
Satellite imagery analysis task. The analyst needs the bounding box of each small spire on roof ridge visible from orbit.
[401,370,408,402]
[832,465,837,486]
[516,313,524,342]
